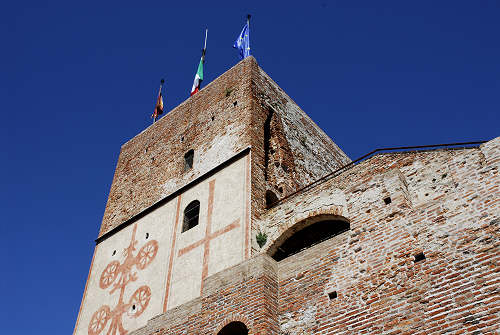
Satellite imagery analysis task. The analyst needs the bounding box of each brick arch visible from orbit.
[214,314,252,335]
[265,211,350,260]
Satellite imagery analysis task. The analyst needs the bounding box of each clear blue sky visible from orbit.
[1,1,498,334]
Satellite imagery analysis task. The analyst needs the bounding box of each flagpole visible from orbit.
[204,28,208,51]
[247,14,251,58]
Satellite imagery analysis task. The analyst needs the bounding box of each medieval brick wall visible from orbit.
[99,56,348,246]
[129,254,280,335]
[246,59,350,253]
[99,58,254,236]
[84,53,497,335]
[125,137,498,335]
[266,137,499,334]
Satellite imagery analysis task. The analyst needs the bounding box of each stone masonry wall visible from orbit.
[128,254,280,335]
[100,57,349,246]
[266,137,499,334]
[99,59,256,236]
[247,60,350,252]
[120,137,498,335]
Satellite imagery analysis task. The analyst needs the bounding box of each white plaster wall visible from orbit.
[75,200,176,335]
[75,155,249,335]
[168,155,248,309]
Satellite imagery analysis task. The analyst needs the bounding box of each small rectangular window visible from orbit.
[184,150,194,171]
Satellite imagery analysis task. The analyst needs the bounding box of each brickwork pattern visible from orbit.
[128,254,280,335]
[271,138,499,335]
[125,138,498,335]
[90,55,498,335]
[100,57,348,239]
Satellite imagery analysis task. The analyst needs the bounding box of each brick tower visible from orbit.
[74,57,499,335]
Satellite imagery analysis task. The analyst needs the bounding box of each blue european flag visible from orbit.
[233,23,250,59]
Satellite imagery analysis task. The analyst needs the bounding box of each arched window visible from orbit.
[182,200,200,232]
[217,321,249,335]
[265,190,279,208]
[268,215,350,261]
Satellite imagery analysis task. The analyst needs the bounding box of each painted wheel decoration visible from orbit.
[128,285,151,318]
[99,261,120,289]
[136,240,158,270]
[88,305,110,335]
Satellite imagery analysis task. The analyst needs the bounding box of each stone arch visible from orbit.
[266,213,350,261]
[214,314,251,335]
[217,322,248,335]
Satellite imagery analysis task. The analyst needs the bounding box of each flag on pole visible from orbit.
[191,29,208,96]
[190,49,205,96]
[233,17,250,59]
[152,80,164,121]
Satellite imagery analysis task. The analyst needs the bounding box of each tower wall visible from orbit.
[99,59,255,237]
[125,137,499,335]
[74,57,500,335]
[74,155,250,335]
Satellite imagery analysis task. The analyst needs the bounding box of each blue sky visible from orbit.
[1,1,499,334]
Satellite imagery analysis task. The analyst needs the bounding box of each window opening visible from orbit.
[217,321,249,335]
[184,149,194,171]
[414,252,426,263]
[271,219,350,261]
[182,200,200,232]
[266,190,279,208]
[263,109,274,181]
[328,291,338,300]
[383,197,392,205]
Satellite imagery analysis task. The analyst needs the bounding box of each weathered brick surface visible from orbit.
[100,57,348,237]
[268,137,499,335]
[88,56,498,335]
[129,254,280,335]
[126,137,498,334]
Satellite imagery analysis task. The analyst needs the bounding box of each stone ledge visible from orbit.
[203,253,278,297]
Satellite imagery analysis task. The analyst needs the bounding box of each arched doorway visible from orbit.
[267,214,350,261]
[217,321,249,335]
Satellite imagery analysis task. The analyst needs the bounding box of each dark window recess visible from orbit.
[184,149,194,171]
[263,109,274,181]
[271,220,350,261]
[217,321,249,335]
[328,291,338,300]
[182,200,200,232]
[266,190,279,208]
[383,197,392,205]
[414,252,426,263]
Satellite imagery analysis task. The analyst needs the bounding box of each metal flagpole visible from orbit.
[204,28,208,51]
[247,14,251,57]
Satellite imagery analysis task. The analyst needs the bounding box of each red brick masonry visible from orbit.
[128,138,499,334]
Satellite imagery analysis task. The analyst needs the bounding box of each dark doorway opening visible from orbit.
[271,219,350,261]
[217,321,249,335]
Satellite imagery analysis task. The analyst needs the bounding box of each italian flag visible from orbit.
[190,49,205,96]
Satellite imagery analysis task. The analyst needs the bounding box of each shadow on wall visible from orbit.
[267,214,350,261]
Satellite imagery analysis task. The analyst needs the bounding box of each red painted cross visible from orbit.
[177,179,240,292]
